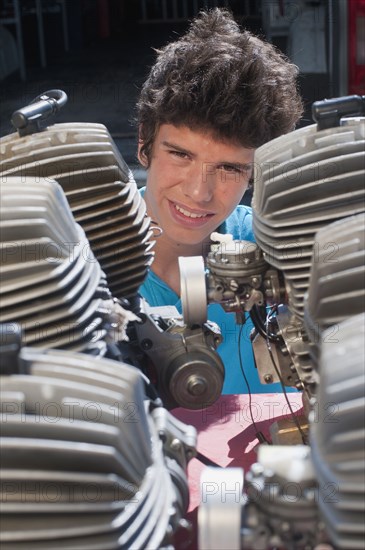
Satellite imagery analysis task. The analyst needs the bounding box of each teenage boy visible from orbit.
[136,9,303,393]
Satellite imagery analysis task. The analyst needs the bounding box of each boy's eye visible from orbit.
[220,164,243,174]
[170,150,189,159]
[220,164,253,177]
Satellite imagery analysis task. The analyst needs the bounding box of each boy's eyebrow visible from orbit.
[161,140,192,155]
[161,140,253,170]
[220,161,253,171]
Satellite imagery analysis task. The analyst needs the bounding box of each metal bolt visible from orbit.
[170,438,182,452]
[229,279,239,291]
[304,488,317,501]
[264,374,273,384]
[141,338,153,350]
[178,518,192,533]
[185,449,195,459]
[187,375,207,396]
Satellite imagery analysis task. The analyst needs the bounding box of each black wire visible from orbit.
[250,305,281,343]
[196,451,221,468]
[264,307,307,445]
[238,318,270,444]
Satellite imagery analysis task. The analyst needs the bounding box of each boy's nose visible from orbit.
[182,162,215,203]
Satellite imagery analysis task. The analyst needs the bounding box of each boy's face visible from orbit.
[140,124,254,250]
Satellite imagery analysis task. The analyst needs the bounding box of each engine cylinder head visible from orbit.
[0,344,191,549]
[310,313,365,550]
[304,213,365,368]
[253,117,365,320]
[0,108,154,299]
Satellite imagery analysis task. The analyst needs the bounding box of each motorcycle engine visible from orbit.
[1,91,364,549]
[196,97,365,549]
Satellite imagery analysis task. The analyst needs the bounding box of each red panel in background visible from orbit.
[172,393,304,549]
[97,0,110,39]
[348,0,365,93]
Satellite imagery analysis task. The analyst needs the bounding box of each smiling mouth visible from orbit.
[174,203,212,219]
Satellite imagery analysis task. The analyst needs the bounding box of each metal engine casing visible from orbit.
[198,103,365,550]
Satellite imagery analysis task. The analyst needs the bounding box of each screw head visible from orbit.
[141,338,153,350]
[264,374,273,383]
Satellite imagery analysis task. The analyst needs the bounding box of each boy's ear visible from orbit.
[137,139,147,167]
[137,124,148,167]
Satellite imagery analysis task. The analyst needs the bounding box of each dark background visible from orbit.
[0,0,353,179]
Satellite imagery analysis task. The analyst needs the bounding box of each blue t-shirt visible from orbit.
[139,191,287,394]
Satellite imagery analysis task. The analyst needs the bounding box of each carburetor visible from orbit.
[206,233,285,315]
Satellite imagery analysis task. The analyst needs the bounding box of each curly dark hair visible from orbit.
[137,8,303,165]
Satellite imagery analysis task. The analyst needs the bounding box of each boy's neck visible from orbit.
[150,233,208,295]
